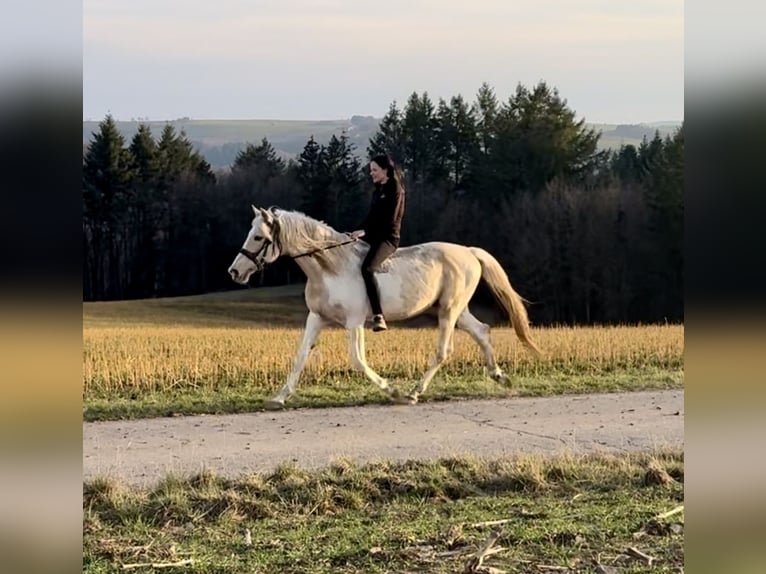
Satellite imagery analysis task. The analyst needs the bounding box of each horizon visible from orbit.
[82,115,683,126]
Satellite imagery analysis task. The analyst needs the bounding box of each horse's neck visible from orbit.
[281,214,358,281]
[283,216,342,253]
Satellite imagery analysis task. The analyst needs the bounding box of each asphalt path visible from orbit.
[83,389,684,486]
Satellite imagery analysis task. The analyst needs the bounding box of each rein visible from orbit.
[291,238,358,259]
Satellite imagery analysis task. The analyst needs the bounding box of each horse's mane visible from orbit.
[274,208,365,266]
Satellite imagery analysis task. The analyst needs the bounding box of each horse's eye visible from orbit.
[252,235,263,241]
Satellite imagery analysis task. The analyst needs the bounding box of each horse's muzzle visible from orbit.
[228,265,253,284]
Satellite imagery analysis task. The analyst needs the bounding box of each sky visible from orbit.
[83,0,684,124]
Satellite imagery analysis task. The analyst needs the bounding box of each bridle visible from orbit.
[237,217,283,269]
[237,216,358,267]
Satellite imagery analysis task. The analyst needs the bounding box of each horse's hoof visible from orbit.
[389,389,411,405]
[407,394,419,405]
[493,372,511,386]
[264,399,285,410]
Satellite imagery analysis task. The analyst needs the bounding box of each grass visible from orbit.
[84,369,681,422]
[83,451,684,573]
[83,287,684,421]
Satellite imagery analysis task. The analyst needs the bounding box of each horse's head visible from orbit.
[228,205,282,284]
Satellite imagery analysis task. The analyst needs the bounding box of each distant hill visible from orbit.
[591,122,682,152]
[83,117,682,169]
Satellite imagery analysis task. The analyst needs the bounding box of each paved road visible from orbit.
[83,390,684,486]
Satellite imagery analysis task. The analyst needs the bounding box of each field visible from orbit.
[83,286,684,421]
[82,118,358,147]
[84,451,684,573]
[83,287,684,572]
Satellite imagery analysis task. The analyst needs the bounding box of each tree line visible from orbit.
[83,81,683,325]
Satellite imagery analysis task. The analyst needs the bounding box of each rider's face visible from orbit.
[369,161,388,184]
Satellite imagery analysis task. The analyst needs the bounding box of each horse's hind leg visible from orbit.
[409,308,460,404]
[456,309,511,386]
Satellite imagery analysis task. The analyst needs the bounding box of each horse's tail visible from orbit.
[469,247,542,357]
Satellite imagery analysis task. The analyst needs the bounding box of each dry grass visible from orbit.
[84,324,682,397]
[83,288,683,419]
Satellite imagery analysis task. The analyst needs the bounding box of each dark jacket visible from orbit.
[358,178,405,246]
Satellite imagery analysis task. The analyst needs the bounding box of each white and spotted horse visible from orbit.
[228,206,541,408]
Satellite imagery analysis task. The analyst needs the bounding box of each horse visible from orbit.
[228,205,541,408]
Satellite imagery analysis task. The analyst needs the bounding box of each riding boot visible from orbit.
[372,314,388,332]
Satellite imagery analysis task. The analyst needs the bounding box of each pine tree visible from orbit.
[432,95,479,191]
[129,124,159,182]
[431,98,453,185]
[82,114,134,299]
[641,127,684,321]
[400,91,443,242]
[367,101,405,165]
[152,125,215,295]
[323,132,363,230]
[474,82,499,155]
[402,91,438,184]
[471,83,501,203]
[297,135,330,220]
[611,144,640,183]
[450,95,480,191]
[492,81,603,196]
[128,124,160,297]
[83,115,133,227]
[637,131,665,184]
[233,137,285,177]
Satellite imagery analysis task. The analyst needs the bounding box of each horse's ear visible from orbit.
[259,207,274,225]
[251,204,259,217]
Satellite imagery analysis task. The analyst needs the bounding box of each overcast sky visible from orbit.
[83,0,684,123]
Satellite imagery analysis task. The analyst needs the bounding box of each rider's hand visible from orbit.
[348,230,365,240]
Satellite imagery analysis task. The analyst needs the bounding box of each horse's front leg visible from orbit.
[347,325,405,402]
[267,311,326,409]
